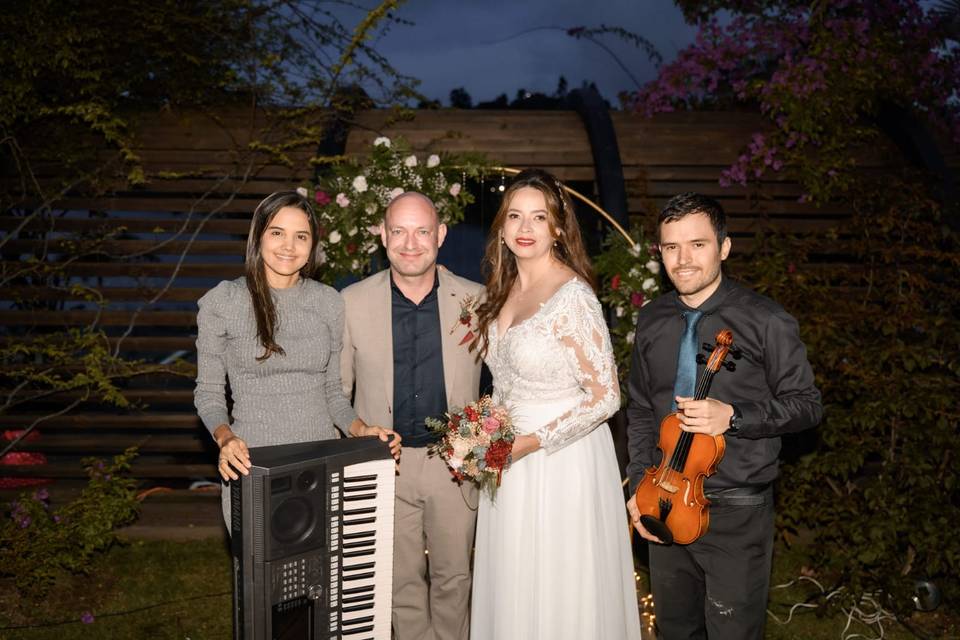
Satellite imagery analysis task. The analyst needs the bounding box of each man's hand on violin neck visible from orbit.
[675,397,735,436]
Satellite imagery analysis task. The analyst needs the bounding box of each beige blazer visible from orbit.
[341,266,484,429]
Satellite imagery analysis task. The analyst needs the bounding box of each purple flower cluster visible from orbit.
[629,0,960,200]
[9,500,31,529]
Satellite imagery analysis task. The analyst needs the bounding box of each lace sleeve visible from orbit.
[534,283,620,454]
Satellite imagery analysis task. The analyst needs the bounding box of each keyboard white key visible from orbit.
[339,458,394,639]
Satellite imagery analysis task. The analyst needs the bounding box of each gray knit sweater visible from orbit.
[194,277,357,449]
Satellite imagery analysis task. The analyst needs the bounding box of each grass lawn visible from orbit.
[0,538,953,639]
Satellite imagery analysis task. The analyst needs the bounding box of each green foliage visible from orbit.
[734,175,960,616]
[301,135,490,283]
[593,226,662,397]
[0,0,420,191]
[0,448,141,597]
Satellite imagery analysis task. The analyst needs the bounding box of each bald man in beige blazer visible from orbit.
[341,192,483,640]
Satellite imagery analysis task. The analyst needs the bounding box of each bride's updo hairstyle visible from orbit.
[474,168,596,358]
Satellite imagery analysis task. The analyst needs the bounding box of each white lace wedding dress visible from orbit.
[470,278,641,640]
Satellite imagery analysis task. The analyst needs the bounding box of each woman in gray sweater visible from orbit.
[194,191,400,522]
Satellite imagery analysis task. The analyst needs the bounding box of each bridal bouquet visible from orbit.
[426,396,515,499]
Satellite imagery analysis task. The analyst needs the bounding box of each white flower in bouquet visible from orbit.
[336,192,350,208]
[373,136,391,148]
[365,202,378,215]
[404,154,418,168]
[642,277,657,292]
[347,226,358,236]
[645,259,661,274]
[388,187,404,201]
[351,259,360,270]
[629,242,642,257]
[452,438,472,461]
[296,186,308,197]
[365,242,378,254]
[615,305,625,318]
[449,183,462,197]
[427,154,440,168]
[366,224,381,236]
[352,175,368,193]
[329,230,342,244]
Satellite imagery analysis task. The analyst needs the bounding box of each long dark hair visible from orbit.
[474,168,596,358]
[245,191,322,361]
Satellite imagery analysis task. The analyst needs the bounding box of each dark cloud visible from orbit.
[373,0,695,104]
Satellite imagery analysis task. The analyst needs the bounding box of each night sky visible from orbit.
[370,0,696,105]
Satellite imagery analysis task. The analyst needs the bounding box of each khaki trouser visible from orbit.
[392,446,478,640]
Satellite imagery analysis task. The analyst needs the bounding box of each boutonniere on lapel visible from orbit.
[449,293,479,347]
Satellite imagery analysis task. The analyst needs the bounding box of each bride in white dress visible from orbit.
[470,169,641,639]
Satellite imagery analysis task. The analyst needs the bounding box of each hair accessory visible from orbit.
[553,178,566,212]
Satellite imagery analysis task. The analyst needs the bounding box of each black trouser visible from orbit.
[648,488,775,640]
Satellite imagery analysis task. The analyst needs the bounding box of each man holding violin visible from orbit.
[625,192,822,639]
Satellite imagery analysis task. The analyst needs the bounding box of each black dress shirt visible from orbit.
[625,277,822,493]
[391,272,447,447]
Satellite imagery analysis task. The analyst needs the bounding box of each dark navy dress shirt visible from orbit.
[391,272,447,447]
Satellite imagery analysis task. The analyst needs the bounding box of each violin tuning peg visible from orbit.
[730,346,743,360]
[702,343,715,352]
[696,354,707,365]
[723,361,736,372]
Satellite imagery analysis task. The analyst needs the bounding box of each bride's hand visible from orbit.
[510,434,540,463]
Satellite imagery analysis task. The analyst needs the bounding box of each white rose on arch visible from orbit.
[295,187,308,197]
[388,187,405,202]
[336,193,350,208]
[352,175,368,193]
[449,183,461,197]
[426,154,440,168]
[641,277,657,292]
[645,259,661,275]
[329,230,342,244]
[404,155,418,168]
[373,137,391,148]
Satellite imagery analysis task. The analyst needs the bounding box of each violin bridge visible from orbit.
[658,480,679,494]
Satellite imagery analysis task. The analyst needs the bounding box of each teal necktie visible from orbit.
[672,310,703,410]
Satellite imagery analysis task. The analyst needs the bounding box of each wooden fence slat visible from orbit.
[0,461,218,478]
[1,413,201,429]
[0,215,252,234]
[0,310,199,326]
[0,287,210,303]
[0,261,244,278]
[2,239,247,256]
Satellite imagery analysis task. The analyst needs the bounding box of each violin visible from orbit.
[633,329,736,545]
